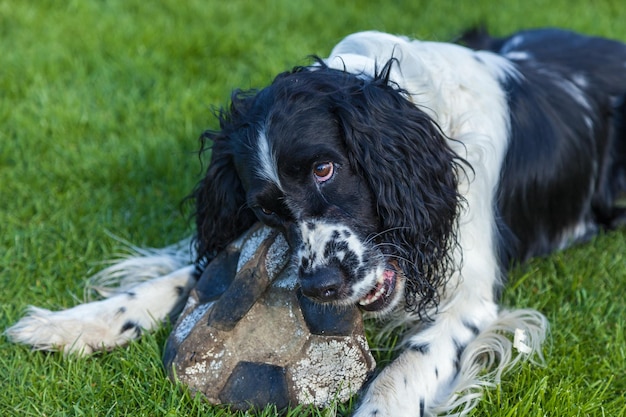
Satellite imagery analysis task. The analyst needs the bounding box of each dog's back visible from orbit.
[462,28,626,261]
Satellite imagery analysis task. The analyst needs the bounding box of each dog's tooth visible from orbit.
[359,296,373,306]
[358,281,386,306]
[358,270,393,307]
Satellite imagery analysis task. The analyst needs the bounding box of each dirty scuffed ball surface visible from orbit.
[163,224,376,411]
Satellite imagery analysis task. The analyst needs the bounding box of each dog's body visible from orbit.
[7,28,626,416]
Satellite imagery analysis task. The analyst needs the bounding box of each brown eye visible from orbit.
[261,207,274,216]
[313,162,334,183]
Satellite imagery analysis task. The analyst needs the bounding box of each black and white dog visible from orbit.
[8,28,626,416]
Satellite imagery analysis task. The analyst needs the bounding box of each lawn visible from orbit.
[1,0,625,415]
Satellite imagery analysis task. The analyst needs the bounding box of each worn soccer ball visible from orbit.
[163,224,375,411]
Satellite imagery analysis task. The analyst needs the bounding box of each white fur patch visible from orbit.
[505,51,531,61]
[255,129,282,189]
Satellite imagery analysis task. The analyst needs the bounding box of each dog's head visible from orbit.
[193,60,463,316]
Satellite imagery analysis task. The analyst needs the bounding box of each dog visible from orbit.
[7,28,626,416]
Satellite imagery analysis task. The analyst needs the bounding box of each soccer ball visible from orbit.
[163,224,375,411]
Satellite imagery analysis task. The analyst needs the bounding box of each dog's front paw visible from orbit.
[352,349,437,417]
[354,389,424,417]
[5,304,123,355]
[6,266,196,355]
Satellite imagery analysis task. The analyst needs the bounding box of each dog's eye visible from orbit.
[313,162,334,183]
[260,207,274,216]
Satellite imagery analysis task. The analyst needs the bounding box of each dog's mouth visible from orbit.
[357,263,399,312]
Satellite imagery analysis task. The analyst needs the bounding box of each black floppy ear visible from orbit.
[334,63,464,315]
[191,93,258,269]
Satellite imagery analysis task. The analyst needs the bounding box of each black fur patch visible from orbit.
[120,321,142,338]
[453,339,464,374]
[175,285,185,297]
[409,343,430,354]
[462,320,480,336]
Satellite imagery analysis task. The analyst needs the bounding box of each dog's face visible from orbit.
[232,92,402,313]
[194,62,462,316]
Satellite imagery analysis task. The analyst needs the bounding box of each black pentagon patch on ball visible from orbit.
[219,361,289,410]
[195,248,240,303]
[297,289,359,336]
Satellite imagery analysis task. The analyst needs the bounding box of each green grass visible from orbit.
[1,0,626,415]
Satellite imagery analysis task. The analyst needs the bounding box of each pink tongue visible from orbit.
[383,268,395,282]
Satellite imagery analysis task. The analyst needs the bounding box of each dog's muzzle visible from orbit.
[295,220,402,312]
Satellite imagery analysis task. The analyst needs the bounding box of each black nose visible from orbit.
[299,266,344,302]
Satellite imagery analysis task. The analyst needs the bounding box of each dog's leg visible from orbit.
[356,298,495,416]
[6,240,197,355]
[356,305,547,416]
[5,266,196,355]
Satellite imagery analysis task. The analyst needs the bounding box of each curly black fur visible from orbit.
[325,60,465,314]
[191,93,258,270]
[192,59,465,315]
